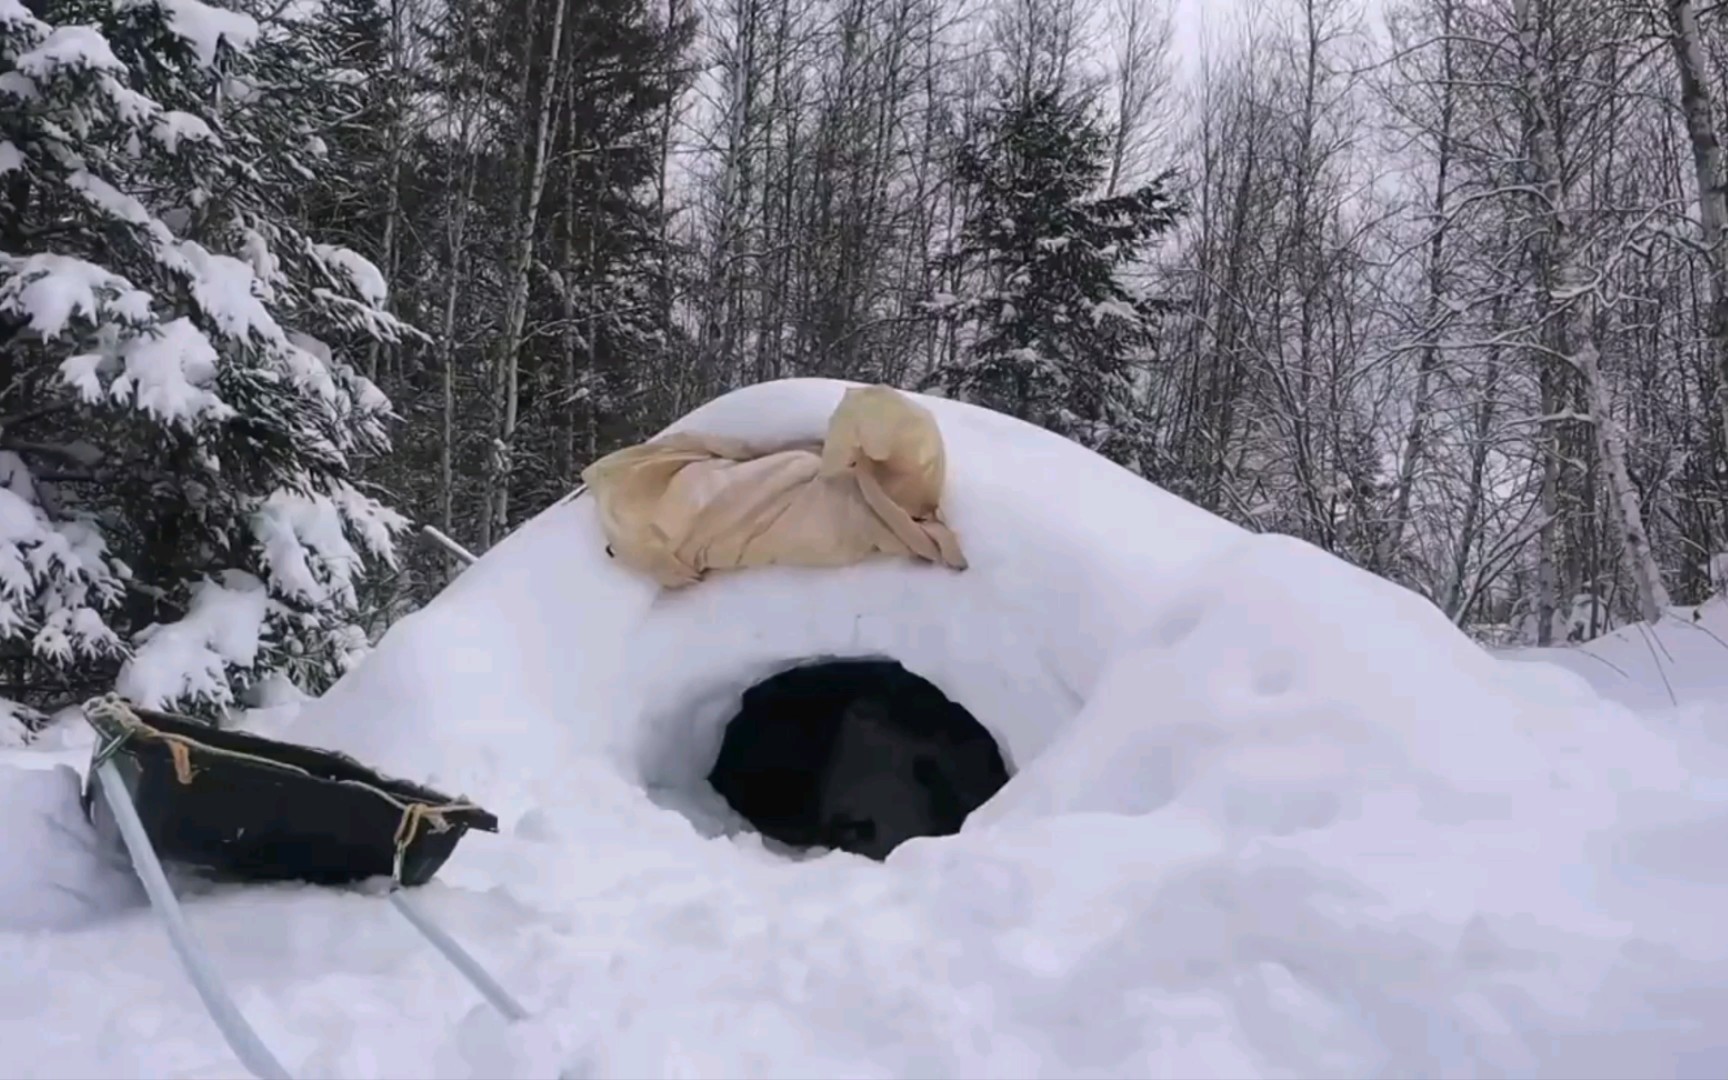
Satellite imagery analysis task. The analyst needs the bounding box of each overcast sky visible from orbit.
[1167,0,1390,83]
[1170,0,1239,65]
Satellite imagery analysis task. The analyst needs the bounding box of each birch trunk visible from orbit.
[1444,306,1505,624]
[483,0,570,548]
[585,158,605,466]
[432,6,494,581]
[698,0,760,391]
[436,159,482,579]
[1665,0,1728,497]
[558,148,578,490]
[1377,0,1456,574]
[654,0,683,408]
[1515,0,1671,625]
[365,0,410,382]
[1535,357,1561,644]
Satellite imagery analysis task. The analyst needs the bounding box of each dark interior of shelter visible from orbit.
[706,659,1011,860]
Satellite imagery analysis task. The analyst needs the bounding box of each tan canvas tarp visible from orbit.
[580,385,968,588]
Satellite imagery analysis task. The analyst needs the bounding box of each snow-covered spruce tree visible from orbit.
[0,0,412,722]
[935,86,1182,467]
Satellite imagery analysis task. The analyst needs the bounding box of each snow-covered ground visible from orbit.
[3,378,1727,1079]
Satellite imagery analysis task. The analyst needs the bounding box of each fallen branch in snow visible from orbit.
[1665,611,1728,658]
[420,525,477,566]
[0,439,104,466]
[1564,641,1634,683]
[1632,622,1680,708]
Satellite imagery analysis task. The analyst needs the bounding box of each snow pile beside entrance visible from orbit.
[0,765,142,933]
[2,377,1724,1078]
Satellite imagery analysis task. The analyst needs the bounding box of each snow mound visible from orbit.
[0,764,142,933]
[5,378,1726,1078]
[292,378,1239,821]
[1501,596,1728,712]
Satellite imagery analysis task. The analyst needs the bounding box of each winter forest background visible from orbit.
[3,0,1728,728]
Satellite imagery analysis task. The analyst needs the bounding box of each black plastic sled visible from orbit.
[80,696,498,888]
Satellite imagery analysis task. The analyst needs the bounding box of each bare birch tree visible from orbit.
[1512,0,1672,624]
[483,0,571,549]
[1663,0,1728,502]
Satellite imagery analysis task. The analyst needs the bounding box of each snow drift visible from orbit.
[5,378,1726,1078]
[0,764,142,933]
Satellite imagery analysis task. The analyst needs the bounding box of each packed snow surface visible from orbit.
[3,378,1728,1078]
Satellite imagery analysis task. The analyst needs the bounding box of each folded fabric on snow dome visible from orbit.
[581,384,968,588]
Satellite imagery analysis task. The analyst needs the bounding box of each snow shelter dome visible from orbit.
[287,377,1503,858]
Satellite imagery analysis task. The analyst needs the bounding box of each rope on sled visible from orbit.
[83,693,479,885]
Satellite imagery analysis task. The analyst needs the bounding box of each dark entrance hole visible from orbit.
[706,659,1010,860]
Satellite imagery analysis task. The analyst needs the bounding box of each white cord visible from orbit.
[92,760,293,1080]
[387,890,531,1022]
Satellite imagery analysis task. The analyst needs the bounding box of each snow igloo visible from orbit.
[30,383,1727,1079]
[282,376,1491,861]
